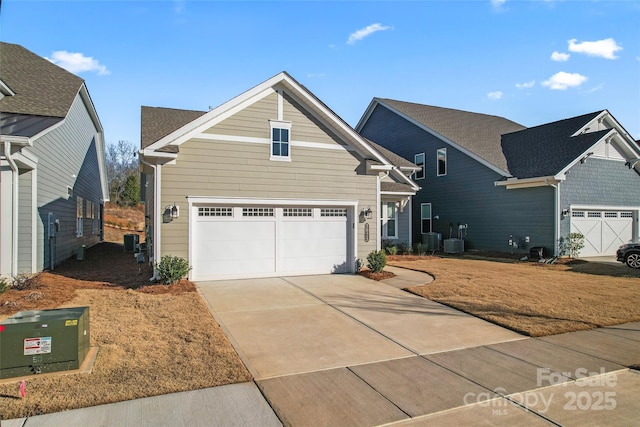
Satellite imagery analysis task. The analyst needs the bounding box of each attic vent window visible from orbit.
[269,120,292,161]
[437,148,447,176]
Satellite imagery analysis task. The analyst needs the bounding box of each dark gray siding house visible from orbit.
[357,99,640,257]
[0,42,109,277]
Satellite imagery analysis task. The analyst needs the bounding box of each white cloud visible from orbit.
[47,51,110,75]
[568,38,622,60]
[491,0,506,9]
[516,80,535,89]
[347,23,391,45]
[551,51,570,62]
[487,91,503,100]
[542,72,587,90]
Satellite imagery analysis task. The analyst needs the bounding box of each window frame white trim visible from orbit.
[380,201,398,239]
[269,120,292,161]
[437,148,447,176]
[76,196,84,238]
[414,152,425,180]
[421,203,432,234]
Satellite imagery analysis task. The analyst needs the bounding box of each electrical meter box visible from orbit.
[0,306,90,379]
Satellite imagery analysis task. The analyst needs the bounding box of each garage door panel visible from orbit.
[571,210,633,257]
[193,220,276,280]
[193,205,351,280]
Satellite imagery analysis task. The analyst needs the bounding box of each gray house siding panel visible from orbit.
[360,104,556,253]
[17,169,33,273]
[30,94,103,269]
[560,158,640,237]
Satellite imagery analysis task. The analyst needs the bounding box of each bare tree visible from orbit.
[106,140,139,205]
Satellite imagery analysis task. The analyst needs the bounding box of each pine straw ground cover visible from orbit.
[388,255,640,337]
[0,242,251,420]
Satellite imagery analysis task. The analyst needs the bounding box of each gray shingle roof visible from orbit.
[0,112,64,137]
[500,111,606,178]
[365,137,419,170]
[378,99,526,173]
[0,42,83,118]
[380,181,415,193]
[140,106,206,148]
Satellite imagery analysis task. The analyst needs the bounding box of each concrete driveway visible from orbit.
[197,274,639,426]
[197,274,523,379]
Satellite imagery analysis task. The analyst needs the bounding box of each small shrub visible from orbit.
[367,250,387,273]
[0,277,11,294]
[155,256,191,285]
[385,245,398,255]
[396,241,413,255]
[558,233,585,258]
[414,242,427,256]
[12,274,41,291]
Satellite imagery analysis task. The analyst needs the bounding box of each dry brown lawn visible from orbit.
[0,231,250,419]
[389,255,640,337]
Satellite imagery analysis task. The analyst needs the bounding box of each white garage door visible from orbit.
[570,210,633,257]
[192,205,351,280]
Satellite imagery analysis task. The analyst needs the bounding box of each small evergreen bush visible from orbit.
[396,241,412,255]
[385,245,398,255]
[155,256,191,285]
[414,242,427,256]
[367,250,387,273]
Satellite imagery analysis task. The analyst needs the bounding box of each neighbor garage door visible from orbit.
[570,209,633,257]
[192,205,351,280]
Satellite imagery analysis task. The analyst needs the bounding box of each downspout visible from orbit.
[139,155,159,281]
[4,141,19,277]
[551,182,560,256]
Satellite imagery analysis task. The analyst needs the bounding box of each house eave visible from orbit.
[495,175,563,189]
[0,135,32,146]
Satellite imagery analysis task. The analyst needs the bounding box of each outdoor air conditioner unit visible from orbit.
[444,238,464,254]
[422,232,442,251]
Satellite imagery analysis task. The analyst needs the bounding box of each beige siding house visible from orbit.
[0,42,109,277]
[140,72,419,281]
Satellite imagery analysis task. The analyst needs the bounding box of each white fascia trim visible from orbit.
[193,132,351,152]
[381,191,416,196]
[0,135,31,146]
[78,84,104,133]
[495,175,562,189]
[0,79,16,96]
[277,78,392,167]
[354,98,378,132]
[572,110,608,136]
[146,77,281,152]
[369,164,394,171]
[376,175,381,251]
[570,204,640,212]
[187,196,358,207]
[554,129,616,178]
[12,151,38,170]
[374,100,512,178]
[140,150,179,160]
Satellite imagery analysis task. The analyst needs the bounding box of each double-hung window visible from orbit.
[380,202,397,239]
[270,120,292,161]
[76,196,84,237]
[414,153,425,180]
[437,148,447,176]
[421,203,432,234]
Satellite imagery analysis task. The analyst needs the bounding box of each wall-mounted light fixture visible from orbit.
[579,152,594,164]
[170,203,179,219]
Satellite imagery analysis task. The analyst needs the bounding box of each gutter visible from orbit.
[3,141,19,277]
[139,154,160,282]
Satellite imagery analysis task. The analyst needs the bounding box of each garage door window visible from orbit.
[243,208,274,217]
[199,207,233,217]
[321,208,347,217]
[283,208,312,217]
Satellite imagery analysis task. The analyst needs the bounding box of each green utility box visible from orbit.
[0,306,90,379]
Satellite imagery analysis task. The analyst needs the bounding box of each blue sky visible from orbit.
[3,0,639,145]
